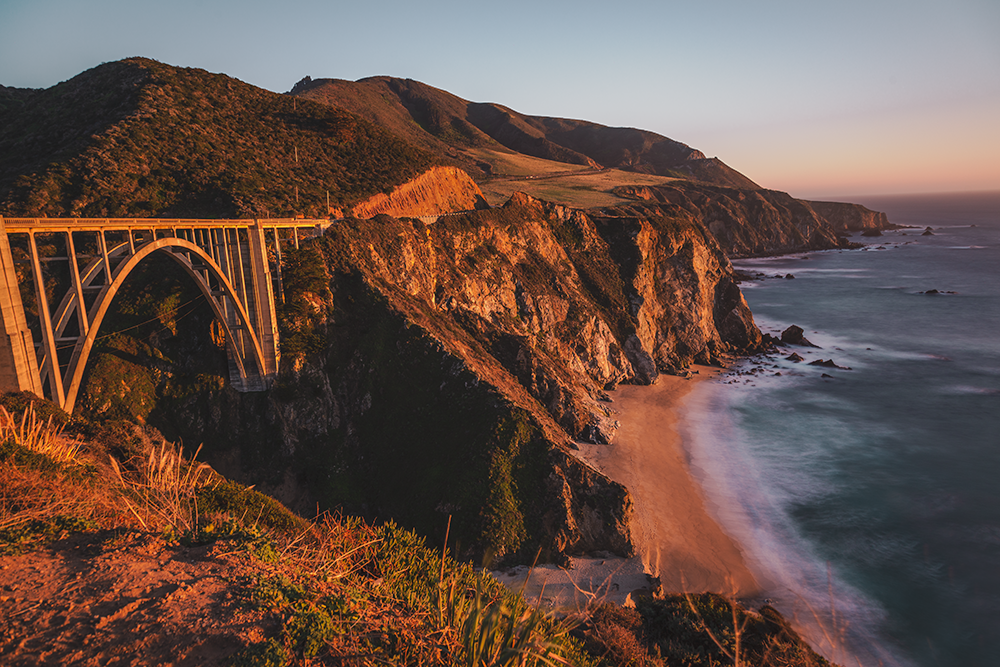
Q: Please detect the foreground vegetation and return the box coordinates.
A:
[0,392,837,666]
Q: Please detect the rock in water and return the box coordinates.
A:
[809,359,852,370]
[781,325,820,348]
[785,352,805,362]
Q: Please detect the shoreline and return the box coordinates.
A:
[494,366,761,610]
[584,367,760,596]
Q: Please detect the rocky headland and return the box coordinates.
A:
[610,181,889,256]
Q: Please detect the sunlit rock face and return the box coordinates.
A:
[93,189,762,566]
[349,166,488,219]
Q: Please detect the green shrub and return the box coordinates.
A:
[276,244,331,360]
[285,600,338,658]
[0,515,99,555]
[228,638,289,667]
[245,574,308,610]
[196,480,307,534]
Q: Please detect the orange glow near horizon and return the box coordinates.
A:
[690,97,1000,199]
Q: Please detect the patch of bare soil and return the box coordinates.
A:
[0,531,273,666]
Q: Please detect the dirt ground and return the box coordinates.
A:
[0,530,274,666]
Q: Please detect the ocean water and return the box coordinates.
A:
[682,191,1000,666]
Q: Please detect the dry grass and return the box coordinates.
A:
[274,512,383,584]
[0,464,115,532]
[0,404,80,464]
[0,403,123,537]
[478,166,679,209]
[465,149,595,179]
[109,440,212,532]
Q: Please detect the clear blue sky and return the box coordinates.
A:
[1,0,997,199]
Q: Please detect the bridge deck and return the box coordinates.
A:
[1,218,331,232]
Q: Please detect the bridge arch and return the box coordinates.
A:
[0,217,329,413]
[62,238,268,414]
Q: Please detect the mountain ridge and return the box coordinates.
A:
[288,73,890,251]
[289,75,760,189]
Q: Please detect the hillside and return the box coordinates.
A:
[290,75,892,252]
[289,76,759,189]
[0,396,836,666]
[0,59,436,218]
[69,193,762,568]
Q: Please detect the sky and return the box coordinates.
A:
[1,0,997,199]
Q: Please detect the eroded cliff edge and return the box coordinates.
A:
[79,192,761,566]
[347,165,489,219]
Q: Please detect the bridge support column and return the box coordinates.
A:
[0,218,43,396]
[243,221,279,389]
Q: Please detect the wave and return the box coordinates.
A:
[680,376,916,666]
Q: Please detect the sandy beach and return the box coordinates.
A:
[495,367,759,610]
[582,368,759,596]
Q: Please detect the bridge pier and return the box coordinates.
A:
[0,219,44,396]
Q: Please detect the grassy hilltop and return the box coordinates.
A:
[0,59,435,218]
[289,76,760,189]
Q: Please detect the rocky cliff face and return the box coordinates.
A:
[807,199,892,234]
[611,181,890,257]
[349,166,488,218]
[78,189,762,566]
[323,193,759,439]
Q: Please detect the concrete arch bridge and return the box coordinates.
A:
[0,217,330,413]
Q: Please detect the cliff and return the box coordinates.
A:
[349,165,488,218]
[74,191,761,565]
[609,181,892,257]
[325,192,759,437]
[807,199,892,234]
